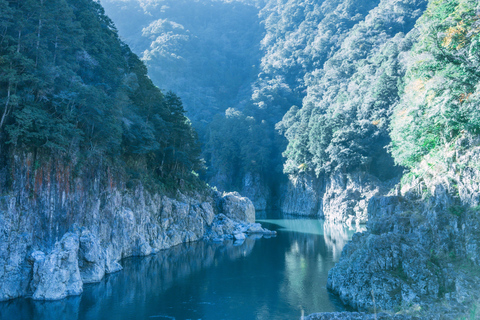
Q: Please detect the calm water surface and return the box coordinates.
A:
[0,215,357,320]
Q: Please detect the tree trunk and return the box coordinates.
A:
[0,82,11,129]
[53,35,58,65]
[17,29,21,53]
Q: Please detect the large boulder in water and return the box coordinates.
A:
[220,192,255,223]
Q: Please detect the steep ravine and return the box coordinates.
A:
[0,152,270,301]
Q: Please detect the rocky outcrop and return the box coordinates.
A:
[305,312,417,320]
[219,191,256,223]
[30,233,83,300]
[204,213,276,243]
[280,172,395,224]
[0,153,263,301]
[279,174,324,217]
[326,139,480,318]
[209,171,271,211]
[322,173,390,225]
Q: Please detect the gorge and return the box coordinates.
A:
[1,0,480,319]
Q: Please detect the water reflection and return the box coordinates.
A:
[0,218,354,320]
[322,220,363,261]
[258,219,357,262]
[259,219,356,315]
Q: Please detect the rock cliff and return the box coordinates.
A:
[325,137,480,318]
[0,153,262,301]
[280,172,395,224]
[239,172,270,211]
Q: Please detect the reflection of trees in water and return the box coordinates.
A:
[0,295,81,320]
[0,239,258,320]
[83,239,258,319]
[323,220,352,262]
[323,220,364,262]
[280,228,347,314]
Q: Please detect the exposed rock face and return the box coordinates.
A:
[204,213,276,242]
[280,172,394,223]
[327,141,480,318]
[240,172,270,211]
[30,233,83,300]
[0,153,260,301]
[209,171,270,211]
[279,174,324,217]
[322,173,389,224]
[78,230,106,284]
[219,191,256,223]
[305,312,417,320]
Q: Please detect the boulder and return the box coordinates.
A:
[31,233,83,300]
[220,192,255,223]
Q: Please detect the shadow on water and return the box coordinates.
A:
[0,212,355,320]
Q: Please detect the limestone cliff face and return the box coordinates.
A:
[279,172,394,224]
[0,153,256,301]
[327,137,480,318]
[279,174,324,217]
[239,172,270,211]
[208,171,270,211]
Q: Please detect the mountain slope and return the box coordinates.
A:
[0,0,259,302]
[102,0,429,214]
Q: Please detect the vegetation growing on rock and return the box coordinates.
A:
[0,0,204,191]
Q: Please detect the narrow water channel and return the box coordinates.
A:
[0,215,357,320]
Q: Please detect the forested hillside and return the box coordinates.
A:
[0,0,203,190]
[100,0,281,205]
[101,0,429,211]
[390,0,480,168]
[277,0,427,179]
[326,1,480,316]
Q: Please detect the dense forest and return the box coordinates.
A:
[391,0,480,168]
[101,0,433,208]
[3,0,479,204]
[0,0,204,191]
[100,0,276,195]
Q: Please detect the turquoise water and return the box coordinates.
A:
[0,217,356,320]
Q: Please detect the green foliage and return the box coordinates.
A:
[203,108,277,190]
[277,0,427,179]
[101,0,271,190]
[101,0,436,195]
[390,0,480,168]
[101,0,263,126]
[448,205,465,217]
[0,0,204,189]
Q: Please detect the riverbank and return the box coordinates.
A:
[0,152,272,301]
[0,218,352,319]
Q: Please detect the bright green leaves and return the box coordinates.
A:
[390,0,480,168]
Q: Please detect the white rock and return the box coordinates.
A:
[234,233,246,240]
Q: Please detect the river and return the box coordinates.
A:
[0,215,357,320]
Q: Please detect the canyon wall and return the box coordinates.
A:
[279,172,395,224]
[326,137,480,318]
[0,153,256,301]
